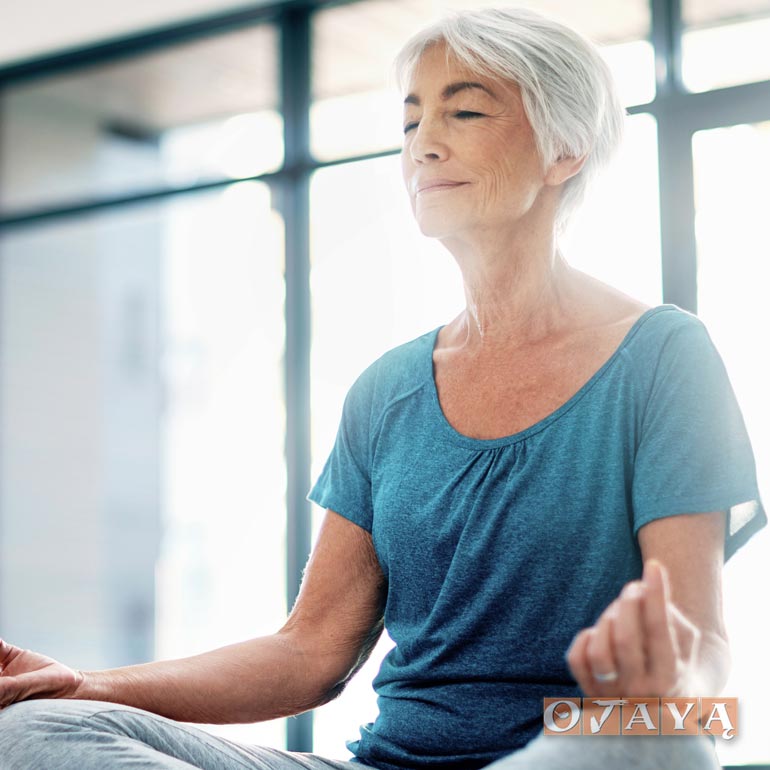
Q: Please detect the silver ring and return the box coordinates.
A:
[593,670,619,682]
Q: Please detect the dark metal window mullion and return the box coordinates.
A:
[651,0,699,313]
[279,3,314,755]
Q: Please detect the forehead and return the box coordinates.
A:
[404,42,520,105]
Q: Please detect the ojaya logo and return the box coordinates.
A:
[542,697,737,740]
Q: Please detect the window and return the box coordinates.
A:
[0,183,289,748]
[0,14,288,749]
[0,24,281,214]
[560,113,661,304]
[156,181,288,747]
[692,120,770,765]
[682,0,770,91]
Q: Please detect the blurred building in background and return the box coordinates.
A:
[0,0,768,765]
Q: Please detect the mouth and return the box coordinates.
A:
[417,183,468,195]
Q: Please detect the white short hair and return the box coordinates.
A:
[391,6,627,235]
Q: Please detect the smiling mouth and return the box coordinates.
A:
[418,183,467,194]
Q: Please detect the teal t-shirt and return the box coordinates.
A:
[306,303,766,770]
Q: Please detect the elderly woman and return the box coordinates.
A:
[0,6,766,770]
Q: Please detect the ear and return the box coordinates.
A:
[544,154,588,187]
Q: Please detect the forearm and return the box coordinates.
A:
[69,631,327,724]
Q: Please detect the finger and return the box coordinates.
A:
[612,581,646,689]
[566,628,594,694]
[586,603,620,690]
[0,668,53,708]
[641,559,678,689]
[0,674,22,708]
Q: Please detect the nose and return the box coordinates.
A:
[408,114,449,164]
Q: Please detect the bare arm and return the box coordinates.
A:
[635,509,730,695]
[567,510,729,697]
[4,510,387,724]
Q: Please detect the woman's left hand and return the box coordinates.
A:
[565,558,702,697]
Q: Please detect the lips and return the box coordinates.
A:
[416,181,468,194]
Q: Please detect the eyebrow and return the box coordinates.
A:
[403,81,500,106]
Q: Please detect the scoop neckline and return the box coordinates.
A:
[427,303,679,449]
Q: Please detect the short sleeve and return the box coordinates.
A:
[306,362,379,533]
[631,316,767,562]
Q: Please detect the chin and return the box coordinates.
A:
[414,213,465,239]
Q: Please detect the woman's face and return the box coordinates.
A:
[401,42,551,241]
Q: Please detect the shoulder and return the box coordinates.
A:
[625,303,714,357]
[616,304,728,409]
[625,305,738,418]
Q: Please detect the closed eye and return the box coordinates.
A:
[404,110,485,134]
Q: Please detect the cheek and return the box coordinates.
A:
[471,126,541,204]
[482,145,544,206]
[472,158,526,208]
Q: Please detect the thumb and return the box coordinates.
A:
[0,639,19,669]
[643,558,671,604]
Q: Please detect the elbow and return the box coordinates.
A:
[314,678,350,707]
[272,627,359,713]
[313,641,378,707]
[306,651,367,709]
[276,611,385,713]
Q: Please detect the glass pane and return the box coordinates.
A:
[0,24,281,214]
[311,0,653,162]
[682,4,770,92]
[560,113,662,305]
[0,182,288,749]
[683,0,770,26]
[692,121,770,767]
[308,110,660,754]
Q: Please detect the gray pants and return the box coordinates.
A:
[0,698,722,770]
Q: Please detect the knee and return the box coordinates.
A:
[0,698,112,747]
[0,700,74,764]
[1,697,84,731]
[0,698,67,733]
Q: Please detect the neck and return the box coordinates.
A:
[442,231,580,351]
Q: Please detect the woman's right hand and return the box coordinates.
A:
[0,638,84,709]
